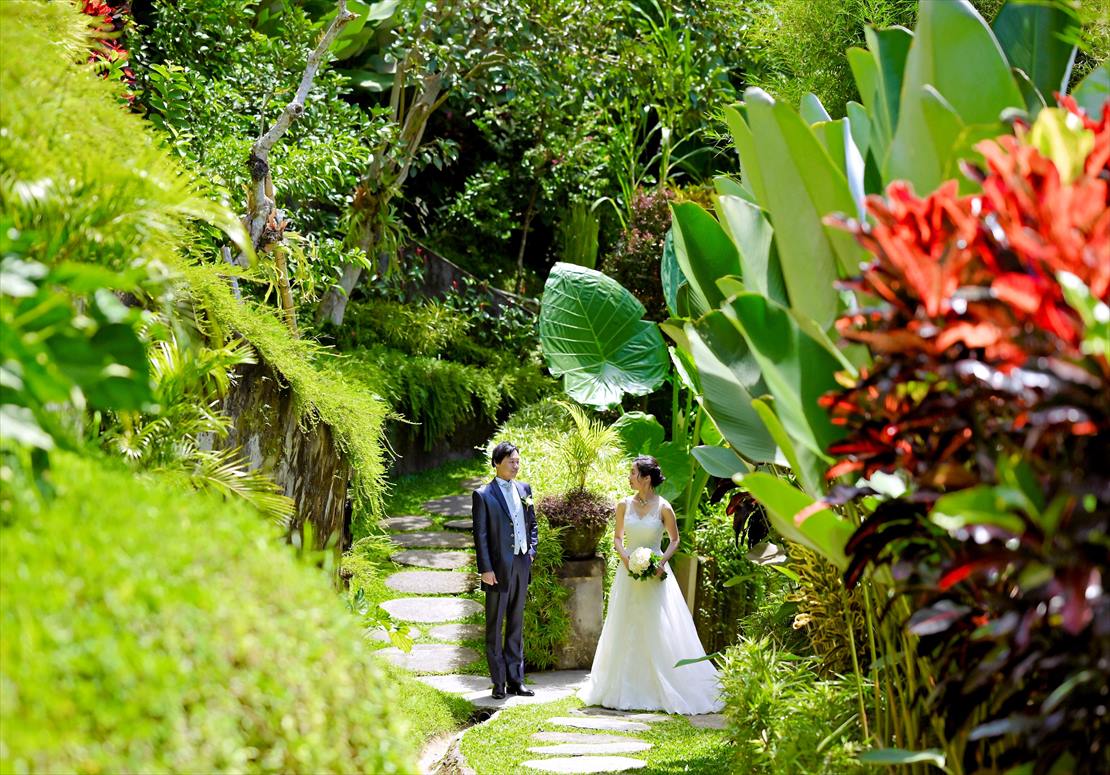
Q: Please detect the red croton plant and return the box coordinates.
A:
[821,99,1109,773]
[81,0,135,97]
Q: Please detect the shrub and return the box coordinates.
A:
[538,489,613,534]
[825,105,1110,772]
[0,453,415,773]
[599,188,675,321]
[719,637,866,775]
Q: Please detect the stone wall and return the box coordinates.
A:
[219,357,353,550]
[551,557,605,669]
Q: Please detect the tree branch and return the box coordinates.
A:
[244,0,357,253]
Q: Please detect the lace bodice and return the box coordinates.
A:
[622,496,666,553]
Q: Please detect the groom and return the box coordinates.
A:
[473,442,538,699]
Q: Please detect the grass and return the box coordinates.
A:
[460,696,733,775]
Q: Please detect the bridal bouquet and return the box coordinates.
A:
[627,547,667,581]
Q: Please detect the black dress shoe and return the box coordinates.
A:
[491,685,507,699]
[509,683,535,697]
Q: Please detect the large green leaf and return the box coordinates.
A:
[685,315,777,463]
[691,444,749,478]
[611,412,665,455]
[715,195,788,305]
[862,26,914,164]
[1071,62,1109,121]
[740,88,864,329]
[660,230,685,319]
[738,472,855,570]
[723,105,768,204]
[654,440,695,502]
[751,398,825,499]
[724,293,844,460]
[886,0,1023,191]
[992,0,1079,104]
[539,263,668,408]
[670,202,741,313]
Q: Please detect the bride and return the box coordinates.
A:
[578,455,723,715]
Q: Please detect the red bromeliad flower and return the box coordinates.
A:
[80,0,136,97]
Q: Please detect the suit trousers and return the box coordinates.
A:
[484,552,530,687]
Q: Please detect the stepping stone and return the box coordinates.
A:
[380,597,482,623]
[461,476,486,489]
[444,518,472,530]
[573,708,668,722]
[417,669,590,709]
[427,623,483,641]
[422,495,473,516]
[546,717,650,733]
[688,713,727,730]
[532,733,640,746]
[528,742,652,756]
[391,550,471,570]
[390,530,472,549]
[522,756,646,773]
[383,515,434,531]
[385,570,475,594]
[376,644,480,673]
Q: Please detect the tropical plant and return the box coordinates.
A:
[822,102,1109,773]
[599,188,676,321]
[538,2,1108,768]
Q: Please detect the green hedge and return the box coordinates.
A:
[0,453,416,773]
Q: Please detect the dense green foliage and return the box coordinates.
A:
[719,638,865,774]
[0,453,415,774]
[185,266,392,532]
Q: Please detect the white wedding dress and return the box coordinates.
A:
[578,496,724,714]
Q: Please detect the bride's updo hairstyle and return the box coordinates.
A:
[633,455,665,488]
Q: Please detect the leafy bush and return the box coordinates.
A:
[0,453,415,773]
[599,188,675,321]
[826,105,1110,772]
[339,298,473,357]
[538,490,613,534]
[719,638,866,775]
[338,345,554,450]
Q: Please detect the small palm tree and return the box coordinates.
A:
[557,401,618,493]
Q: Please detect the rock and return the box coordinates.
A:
[688,713,727,730]
[531,733,640,746]
[416,674,492,695]
[573,708,668,722]
[527,742,652,756]
[417,670,590,709]
[521,756,647,773]
[554,558,605,670]
[385,570,476,594]
[391,550,472,570]
[421,495,473,516]
[383,515,434,531]
[444,518,473,530]
[427,623,484,641]
[380,597,482,623]
[376,644,480,673]
[460,476,486,489]
[545,717,651,733]
[390,531,473,549]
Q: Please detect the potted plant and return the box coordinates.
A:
[537,403,616,559]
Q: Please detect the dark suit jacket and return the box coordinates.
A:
[473,478,538,592]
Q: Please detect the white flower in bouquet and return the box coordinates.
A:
[627,547,667,581]
[628,547,653,575]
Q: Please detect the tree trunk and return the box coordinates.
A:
[316,263,364,327]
